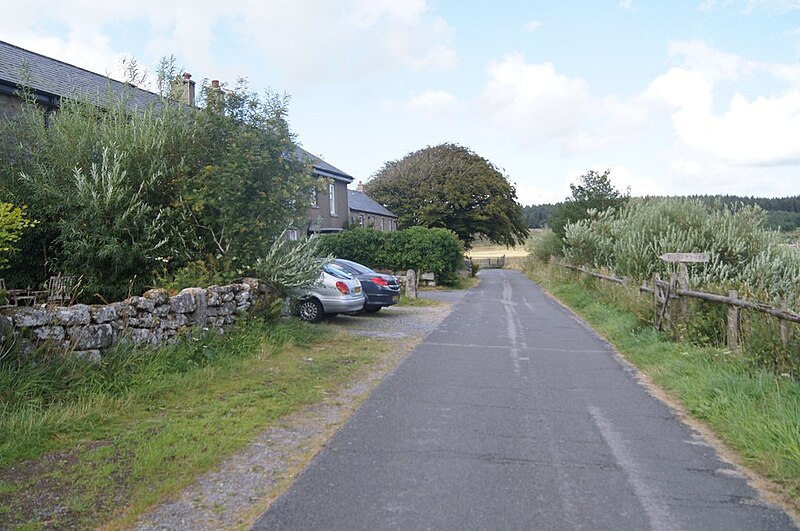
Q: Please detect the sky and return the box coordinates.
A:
[1,0,800,205]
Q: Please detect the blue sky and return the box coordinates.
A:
[2,0,799,204]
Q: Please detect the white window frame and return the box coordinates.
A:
[329,183,336,216]
[287,228,299,241]
[310,188,318,208]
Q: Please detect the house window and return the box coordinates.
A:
[287,228,299,241]
[310,189,318,208]
[329,183,336,216]
[380,218,385,230]
[358,214,364,226]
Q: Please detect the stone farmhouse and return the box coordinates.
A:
[0,39,395,237]
[349,183,398,231]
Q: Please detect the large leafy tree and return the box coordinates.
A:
[549,169,629,238]
[364,143,529,249]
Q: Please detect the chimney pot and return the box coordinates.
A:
[211,79,220,89]
[357,180,365,192]
[183,72,192,80]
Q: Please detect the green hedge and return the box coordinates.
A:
[317,226,463,276]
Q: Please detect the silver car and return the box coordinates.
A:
[295,262,365,323]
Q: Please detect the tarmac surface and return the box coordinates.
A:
[253,269,796,530]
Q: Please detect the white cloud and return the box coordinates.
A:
[480,54,591,142]
[646,40,800,167]
[619,0,634,9]
[0,0,457,89]
[699,0,800,12]
[479,53,648,151]
[407,90,459,117]
[523,20,543,32]
[667,40,754,82]
[231,0,456,85]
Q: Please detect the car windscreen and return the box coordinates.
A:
[323,263,354,279]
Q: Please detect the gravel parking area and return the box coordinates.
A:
[133,294,462,530]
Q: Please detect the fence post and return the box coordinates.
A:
[653,273,660,326]
[679,263,689,316]
[779,299,789,348]
[727,290,739,350]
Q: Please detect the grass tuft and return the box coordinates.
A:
[0,317,389,528]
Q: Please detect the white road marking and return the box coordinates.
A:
[588,405,679,531]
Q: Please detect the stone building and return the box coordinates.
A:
[348,184,398,231]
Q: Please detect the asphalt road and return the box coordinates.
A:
[254,269,796,530]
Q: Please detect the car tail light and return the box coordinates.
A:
[335,281,350,295]
[371,277,389,287]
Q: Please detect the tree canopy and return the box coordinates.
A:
[549,169,629,238]
[364,143,529,249]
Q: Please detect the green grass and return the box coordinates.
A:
[0,318,391,528]
[397,296,442,307]
[526,260,800,514]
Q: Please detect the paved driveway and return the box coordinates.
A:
[254,269,796,530]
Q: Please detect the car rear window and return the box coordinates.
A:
[323,263,354,279]
[337,260,374,275]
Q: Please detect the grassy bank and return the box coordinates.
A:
[0,318,392,529]
[525,260,800,515]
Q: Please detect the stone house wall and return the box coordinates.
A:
[0,279,269,361]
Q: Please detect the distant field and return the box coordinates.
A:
[468,246,529,258]
[467,236,531,258]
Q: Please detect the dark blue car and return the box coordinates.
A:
[332,259,401,313]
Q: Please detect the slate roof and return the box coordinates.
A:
[0,39,162,110]
[293,146,354,184]
[348,190,397,218]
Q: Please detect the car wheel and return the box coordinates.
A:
[297,298,324,323]
[364,307,381,313]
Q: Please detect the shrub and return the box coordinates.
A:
[385,226,463,276]
[527,228,564,262]
[319,226,464,277]
[253,231,331,298]
[315,227,386,269]
[0,202,35,269]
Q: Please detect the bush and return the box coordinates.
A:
[0,202,35,269]
[0,75,313,302]
[253,232,330,298]
[527,228,563,262]
[319,226,464,277]
[315,227,386,269]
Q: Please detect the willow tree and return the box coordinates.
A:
[364,143,529,249]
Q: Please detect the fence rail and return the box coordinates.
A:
[557,261,798,348]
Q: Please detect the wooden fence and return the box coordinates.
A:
[471,256,506,269]
[559,263,799,349]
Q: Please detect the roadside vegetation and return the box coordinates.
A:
[525,259,800,514]
[0,60,317,302]
[525,177,800,513]
[0,318,394,528]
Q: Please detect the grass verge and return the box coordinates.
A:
[0,318,392,529]
[526,260,800,517]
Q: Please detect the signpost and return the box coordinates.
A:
[659,253,710,263]
[660,252,710,316]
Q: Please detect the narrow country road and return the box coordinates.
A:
[253,269,796,530]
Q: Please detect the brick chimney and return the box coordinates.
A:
[182,72,196,106]
[208,79,224,109]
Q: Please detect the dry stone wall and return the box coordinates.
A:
[0,279,266,361]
